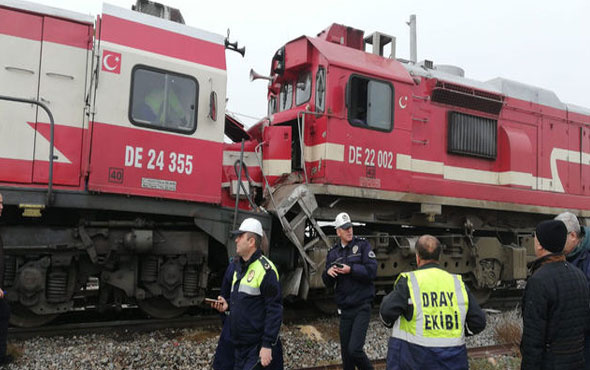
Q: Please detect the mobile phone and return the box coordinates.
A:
[205,298,220,303]
[333,263,344,268]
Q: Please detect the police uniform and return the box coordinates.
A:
[225,249,283,370]
[380,264,486,370]
[322,236,377,370]
[213,262,235,370]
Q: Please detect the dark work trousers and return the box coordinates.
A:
[213,318,234,370]
[584,333,590,370]
[233,338,283,370]
[0,299,9,362]
[339,303,373,370]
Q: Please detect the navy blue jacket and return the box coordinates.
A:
[225,249,282,348]
[566,246,590,370]
[213,262,235,370]
[569,249,590,284]
[321,236,377,309]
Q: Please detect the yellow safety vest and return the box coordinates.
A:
[232,256,279,296]
[145,88,184,124]
[391,268,468,347]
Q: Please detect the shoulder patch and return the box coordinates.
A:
[258,256,272,270]
[368,251,376,258]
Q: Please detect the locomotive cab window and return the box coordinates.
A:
[295,71,312,106]
[315,67,326,113]
[347,75,393,131]
[268,95,277,116]
[279,81,293,111]
[130,66,198,134]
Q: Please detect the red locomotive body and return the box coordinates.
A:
[0,0,264,326]
[1,0,588,327]
[254,23,590,301]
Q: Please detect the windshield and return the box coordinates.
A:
[295,71,312,106]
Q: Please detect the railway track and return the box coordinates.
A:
[483,288,523,311]
[295,344,517,370]
[8,315,222,340]
[8,305,331,340]
[7,288,523,340]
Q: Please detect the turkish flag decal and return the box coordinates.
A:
[102,50,121,74]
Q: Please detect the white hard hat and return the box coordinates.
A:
[334,212,353,229]
[231,218,264,237]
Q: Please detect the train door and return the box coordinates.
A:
[338,75,396,189]
[0,4,92,187]
[32,16,92,186]
[0,7,42,184]
[88,4,227,204]
[539,117,569,193]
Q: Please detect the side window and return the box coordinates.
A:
[295,71,312,106]
[268,96,277,116]
[315,67,326,113]
[130,66,198,134]
[348,75,393,131]
[279,82,293,111]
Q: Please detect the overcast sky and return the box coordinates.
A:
[30,0,590,126]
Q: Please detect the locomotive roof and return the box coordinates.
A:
[308,37,414,85]
[103,3,225,46]
[403,61,590,116]
[307,32,588,116]
[0,0,93,24]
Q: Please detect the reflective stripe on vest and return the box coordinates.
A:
[391,269,468,347]
[232,256,279,296]
[145,88,183,124]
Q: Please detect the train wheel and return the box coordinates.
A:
[9,304,58,327]
[137,298,187,319]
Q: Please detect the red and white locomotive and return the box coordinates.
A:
[250,23,590,303]
[0,0,588,326]
[0,0,261,326]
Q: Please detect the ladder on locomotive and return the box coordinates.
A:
[273,185,331,297]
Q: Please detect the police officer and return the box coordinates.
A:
[211,218,283,369]
[379,235,486,370]
[322,212,377,370]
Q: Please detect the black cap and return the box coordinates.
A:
[536,220,567,253]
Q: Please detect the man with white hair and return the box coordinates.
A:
[555,212,590,267]
[555,211,590,369]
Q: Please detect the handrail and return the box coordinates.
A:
[232,139,245,230]
[0,96,55,206]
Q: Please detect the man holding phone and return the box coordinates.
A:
[322,212,377,370]
[210,218,283,369]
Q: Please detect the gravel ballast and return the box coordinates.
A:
[4,310,520,369]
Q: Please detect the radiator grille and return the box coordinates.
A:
[447,112,497,160]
